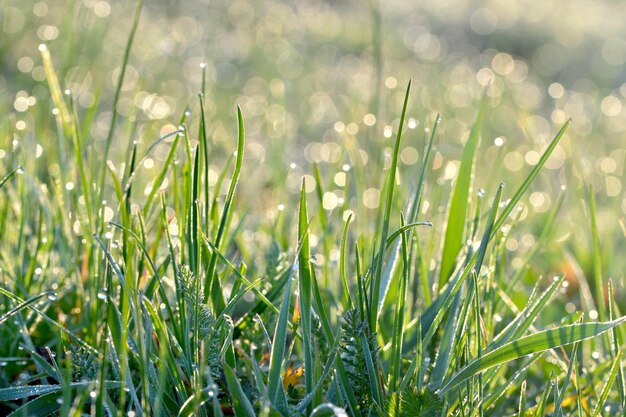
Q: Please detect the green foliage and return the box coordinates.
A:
[1,1,626,416]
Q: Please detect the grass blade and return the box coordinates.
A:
[438,98,484,288]
[224,363,256,417]
[591,351,622,417]
[441,317,626,392]
[371,79,411,326]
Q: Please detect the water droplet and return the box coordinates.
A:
[89,390,97,399]
[47,292,58,301]
[97,288,108,300]
[111,240,119,248]
[184,111,191,117]
[16,166,24,174]
[477,188,485,198]
[56,398,64,405]
[200,62,206,69]
[0,361,7,366]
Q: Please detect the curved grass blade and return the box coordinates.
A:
[6,392,62,417]
[0,166,23,189]
[0,288,96,354]
[0,291,55,326]
[440,317,626,393]
[0,381,121,401]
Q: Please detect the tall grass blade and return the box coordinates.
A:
[438,98,484,289]
[371,79,411,326]
[591,351,622,417]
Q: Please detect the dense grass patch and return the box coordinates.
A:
[2,1,626,416]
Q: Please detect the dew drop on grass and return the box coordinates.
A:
[16,166,25,174]
[127,411,136,417]
[89,390,97,399]
[56,398,63,405]
[97,288,108,300]
[0,362,7,367]
[111,240,119,248]
[47,292,58,301]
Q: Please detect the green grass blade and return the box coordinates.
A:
[6,392,62,417]
[553,342,579,417]
[339,214,354,310]
[389,213,409,404]
[491,119,570,236]
[441,317,626,393]
[224,363,257,417]
[0,166,23,189]
[438,98,484,289]
[0,291,55,326]
[97,0,144,215]
[297,181,315,412]
[267,257,294,404]
[205,106,245,309]
[517,380,527,417]
[371,79,411,325]
[0,381,121,401]
[591,351,621,417]
[589,186,606,323]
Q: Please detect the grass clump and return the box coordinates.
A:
[2,3,626,417]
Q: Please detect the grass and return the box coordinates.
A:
[2,1,626,416]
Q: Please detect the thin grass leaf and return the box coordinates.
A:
[0,381,121,401]
[205,106,245,310]
[589,186,607,324]
[371,79,411,326]
[591,351,622,417]
[267,256,295,404]
[0,166,23,189]
[491,120,570,236]
[97,0,144,213]
[553,342,579,417]
[297,181,316,412]
[6,392,62,417]
[441,317,626,393]
[0,291,55,326]
[224,363,257,417]
[438,98,484,289]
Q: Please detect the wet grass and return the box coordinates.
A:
[1,1,626,416]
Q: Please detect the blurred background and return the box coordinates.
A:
[2,0,626,311]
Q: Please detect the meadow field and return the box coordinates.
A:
[2,0,626,415]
